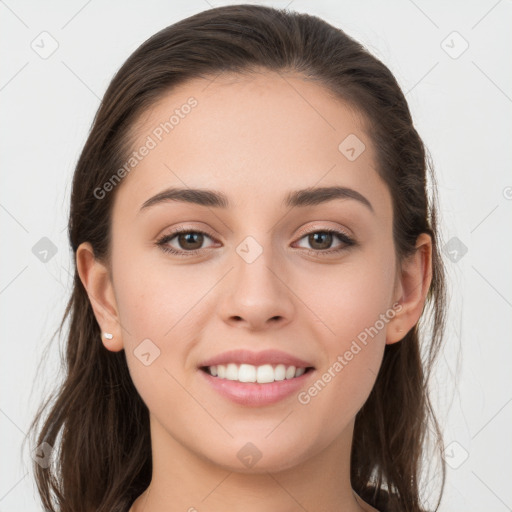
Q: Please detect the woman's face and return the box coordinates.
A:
[95,71,406,472]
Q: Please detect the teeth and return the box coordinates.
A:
[257,364,274,384]
[274,364,286,381]
[226,363,238,380]
[239,363,256,382]
[206,363,308,383]
[285,365,296,379]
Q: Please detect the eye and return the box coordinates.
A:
[293,229,355,256]
[156,229,217,256]
[156,227,355,257]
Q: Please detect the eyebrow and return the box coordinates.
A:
[139,185,374,213]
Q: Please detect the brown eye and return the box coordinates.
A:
[156,229,217,256]
[294,229,355,256]
[176,232,204,250]
[307,232,334,250]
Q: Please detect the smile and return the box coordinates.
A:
[198,348,316,406]
[201,363,313,383]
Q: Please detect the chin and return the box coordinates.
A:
[196,434,315,474]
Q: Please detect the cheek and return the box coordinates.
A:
[111,242,206,342]
[297,249,395,418]
[306,247,396,346]
[112,254,200,422]
[110,245,213,397]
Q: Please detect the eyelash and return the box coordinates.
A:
[155,227,355,257]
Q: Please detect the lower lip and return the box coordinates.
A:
[199,368,315,407]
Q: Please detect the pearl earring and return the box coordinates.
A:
[103,332,113,340]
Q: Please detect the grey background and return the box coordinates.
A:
[1,0,511,510]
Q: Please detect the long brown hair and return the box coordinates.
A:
[26,5,447,511]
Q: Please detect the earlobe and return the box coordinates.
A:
[386,233,433,345]
[76,242,124,352]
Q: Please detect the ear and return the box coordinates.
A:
[76,242,124,352]
[386,233,433,345]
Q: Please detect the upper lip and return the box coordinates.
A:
[199,349,314,369]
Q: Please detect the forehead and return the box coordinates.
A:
[114,70,392,222]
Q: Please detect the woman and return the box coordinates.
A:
[28,5,447,512]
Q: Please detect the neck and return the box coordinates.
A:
[130,415,378,512]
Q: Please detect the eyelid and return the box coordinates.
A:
[157,221,352,243]
[155,226,219,249]
[294,221,353,240]
[156,224,218,241]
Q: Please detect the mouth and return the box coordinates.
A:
[199,364,315,407]
[197,348,316,406]
[200,363,315,383]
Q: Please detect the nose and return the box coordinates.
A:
[218,239,295,331]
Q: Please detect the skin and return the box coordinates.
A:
[77,69,432,512]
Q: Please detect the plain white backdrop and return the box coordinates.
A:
[1,0,511,510]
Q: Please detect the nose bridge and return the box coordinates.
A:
[232,231,280,293]
[228,204,280,268]
[218,229,294,328]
